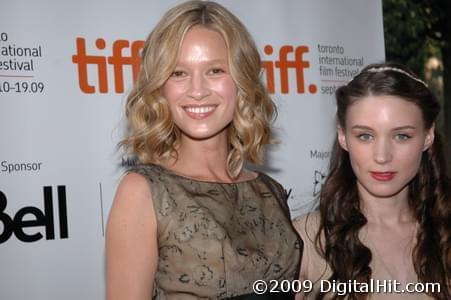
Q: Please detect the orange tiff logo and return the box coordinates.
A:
[72,37,316,94]
[262,45,316,94]
[72,37,144,93]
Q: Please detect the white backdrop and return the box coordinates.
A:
[0,1,384,299]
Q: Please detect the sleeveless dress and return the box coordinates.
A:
[294,211,433,300]
[129,164,302,299]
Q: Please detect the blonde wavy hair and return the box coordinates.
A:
[121,0,276,178]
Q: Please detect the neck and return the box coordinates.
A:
[358,183,414,226]
[165,132,235,182]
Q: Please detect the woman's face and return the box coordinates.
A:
[162,25,237,141]
[338,95,434,199]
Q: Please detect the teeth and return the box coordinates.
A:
[184,106,216,114]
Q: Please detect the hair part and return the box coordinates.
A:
[120,0,276,177]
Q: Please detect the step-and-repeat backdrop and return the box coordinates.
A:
[0,0,384,299]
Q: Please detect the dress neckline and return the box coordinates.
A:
[151,163,261,185]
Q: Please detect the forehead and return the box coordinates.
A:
[178,25,228,60]
[346,95,424,127]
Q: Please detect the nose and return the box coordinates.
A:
[373,138,393,164]
[188,73,211,100]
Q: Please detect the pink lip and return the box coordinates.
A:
[370,172,396,181]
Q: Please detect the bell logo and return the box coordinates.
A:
[72,37,144,94]
[262,45,317,94]
[0,186,69,243]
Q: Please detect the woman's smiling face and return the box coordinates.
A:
[162,25,237,142]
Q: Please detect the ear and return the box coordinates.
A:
[423,124,435,151]
[337,126,349,151]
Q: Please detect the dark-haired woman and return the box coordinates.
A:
[294,63,450,299]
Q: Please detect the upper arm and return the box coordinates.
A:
[106,172,158,300]
[294,212,328,299]
[293,217,309,279]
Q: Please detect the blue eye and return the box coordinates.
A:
[357,133,373,142]
[395,133,411,141]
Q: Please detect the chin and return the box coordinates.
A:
[180,124,230,141]
[368,190,403,199]
[363,184,408,199]
[182,129,223,141]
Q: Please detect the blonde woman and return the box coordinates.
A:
[106,1,301,299]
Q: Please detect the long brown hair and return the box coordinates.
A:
[316,62,450,299]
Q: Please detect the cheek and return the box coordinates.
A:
[346,142,370,171]
[212,78,237,103]
[349,153,367,176]
[398,145,424,174]
[162,81,185,104]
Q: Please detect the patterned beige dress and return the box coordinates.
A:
[129,164,302,299]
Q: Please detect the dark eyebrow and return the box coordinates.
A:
[392,125,417,131]
[350,125,417,131]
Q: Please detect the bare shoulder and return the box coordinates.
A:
[106,171,156,240]
[114,172,152,203]
[293,210,320,227]
[106,172,157,235]
[293,210,325,284]
[293,210,321,240]
[106,172,158,299]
